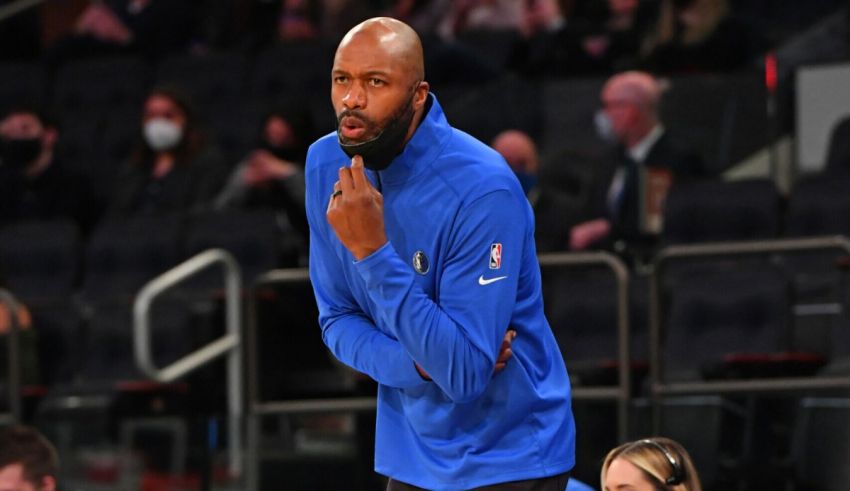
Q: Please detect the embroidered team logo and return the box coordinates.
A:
[412,250,430,275]
[489,243,502,269]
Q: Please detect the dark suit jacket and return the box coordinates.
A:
[107,146,229,218]
[585,131,705,244]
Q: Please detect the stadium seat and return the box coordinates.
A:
[82,214,186,300]
[0,219,81,302]
[663,178,781,245]
[155,52,248,113]
[0,61,46,113]
[52,56,151,122]
[664,268,793,381]
[183,209,286,290]
[790,397,850,490]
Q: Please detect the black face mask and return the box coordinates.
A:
[337,90,417,171]
[0,137,41,170]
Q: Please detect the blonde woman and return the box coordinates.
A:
[601,437,702,491]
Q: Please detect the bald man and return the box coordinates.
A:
[570,71,703,252]
[305,17,575,490]
[491,129,540,200]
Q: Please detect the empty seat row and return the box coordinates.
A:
[663,174,850,245]
[0,209,296,304]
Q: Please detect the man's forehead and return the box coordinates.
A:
[333,43,405,77]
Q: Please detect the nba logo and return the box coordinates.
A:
[489,243,502,269]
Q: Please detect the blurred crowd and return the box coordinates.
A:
[1,0,774,76]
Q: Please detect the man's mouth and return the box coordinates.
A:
[339,116,367,140]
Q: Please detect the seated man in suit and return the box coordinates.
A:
[570,71,704,259]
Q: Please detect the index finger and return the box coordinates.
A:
[350,155,370,189]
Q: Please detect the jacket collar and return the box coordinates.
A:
[373,93,451,187]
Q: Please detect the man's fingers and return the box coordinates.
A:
[327,181,342,211]
[496,347,513,363]
[350,155,370,189]
[338,165,354,192]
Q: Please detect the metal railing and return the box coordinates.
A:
[538,251,631,442]
[0,289,22,424]
[244,267,374,491]
[133,249,243,477]
[244,251,631,489]
[650,236,850,411]
[0,0,44,23]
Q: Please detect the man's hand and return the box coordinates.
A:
[415,330,518,381]
[569,218,611,250]
[326,155,387,260]
[243,150,298,186]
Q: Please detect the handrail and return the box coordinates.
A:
[650,236,850,413]
[133,248,243,477]
[246,252,630,438]
[538,251,631,442]
[0,289,21,423]
[0,0,44,22]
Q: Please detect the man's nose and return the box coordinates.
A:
[342,82,366,109]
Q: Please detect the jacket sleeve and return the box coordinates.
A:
[306,166,428,389]
[354,189,525,403]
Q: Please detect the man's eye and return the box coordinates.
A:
[369,78,385,87]
[334,76,348,84]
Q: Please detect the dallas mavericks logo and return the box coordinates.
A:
[412,250,430,275]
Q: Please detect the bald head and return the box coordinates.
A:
[603,71,662,113]
[337,17,425,84]
[492,130,538,174]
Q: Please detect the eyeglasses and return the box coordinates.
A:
[635,439,685,486]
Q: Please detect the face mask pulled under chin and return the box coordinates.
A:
[337,97,416,171]
[594,110,617,143]
[0,137,42,170]
[144,118,184,152]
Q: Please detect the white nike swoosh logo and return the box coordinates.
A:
[478,275,508,286]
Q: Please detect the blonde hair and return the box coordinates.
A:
[601,437,702,491]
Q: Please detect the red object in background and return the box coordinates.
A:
[765,52,778,94]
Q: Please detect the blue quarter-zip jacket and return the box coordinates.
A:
[305,94,575,490]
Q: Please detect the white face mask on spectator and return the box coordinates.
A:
[144,118,183,151]
[594,110,617,143]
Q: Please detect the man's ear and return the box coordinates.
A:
[413,81,430,110]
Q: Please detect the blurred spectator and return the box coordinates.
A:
[569,71,703,256]
[0,425,58,491]
[437,0,526,39]
[386,0,453,35]
[280,0,323,41]
[106,86,228,218]
[643,0,767,74]
[520,0,660,76]
[48,0,197,63]
[0,106,98,233]
[215,107,311,242]
[491,129,540,202]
